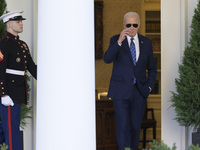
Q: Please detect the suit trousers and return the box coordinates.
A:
[113,85,146,150]
[0,102,21,150]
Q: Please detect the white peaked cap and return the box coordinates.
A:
[0,10,25,23]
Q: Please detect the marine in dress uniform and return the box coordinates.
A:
[0,10,37,150]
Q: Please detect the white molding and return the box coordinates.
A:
[161,0,183,149]
[33,1,38,150]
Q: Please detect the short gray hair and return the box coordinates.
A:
[123,12,140,24]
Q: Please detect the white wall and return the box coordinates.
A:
[161,0,198,149]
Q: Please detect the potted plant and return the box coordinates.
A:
[149,140,200,150]
[0,0,6,39]
[170,0,200,146]
[20,75,32,129]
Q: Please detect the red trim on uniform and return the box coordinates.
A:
[0,35,7,42]
[0,50,4,61]
[8,106,13,150]
[22,43,27,48]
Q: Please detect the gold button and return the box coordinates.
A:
[12,80,14,82]
[15,37,17,40]
[2,87,4,89]
[1,82,3,84]
[25,48,28,50]
[18,42,20,44]
[21,46,23,48]
[2,92,4,94]
[25,61,27,63]
[24,55,26,58]
[23,50,25,53]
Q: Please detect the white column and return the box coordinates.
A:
[36,0,95,150]
[161,0,182,148]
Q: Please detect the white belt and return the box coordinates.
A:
[6,69,25,76]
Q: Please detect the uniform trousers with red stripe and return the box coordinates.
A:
[0,102,21,150]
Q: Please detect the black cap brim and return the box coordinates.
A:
[9,16,26,21]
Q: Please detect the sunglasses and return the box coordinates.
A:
[126,24,138,28]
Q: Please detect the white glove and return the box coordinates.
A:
[1,96,14,106]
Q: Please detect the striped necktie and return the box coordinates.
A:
[130,38,136,84]
[130,38,136,66]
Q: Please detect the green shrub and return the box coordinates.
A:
[149,140,200,150]
[149,140,176,150]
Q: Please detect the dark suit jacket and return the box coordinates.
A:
[104,33,157,99]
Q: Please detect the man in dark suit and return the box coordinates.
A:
[104,12,157,150]
[0,10,37,150]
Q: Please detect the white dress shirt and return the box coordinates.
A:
[127,33,140,62]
